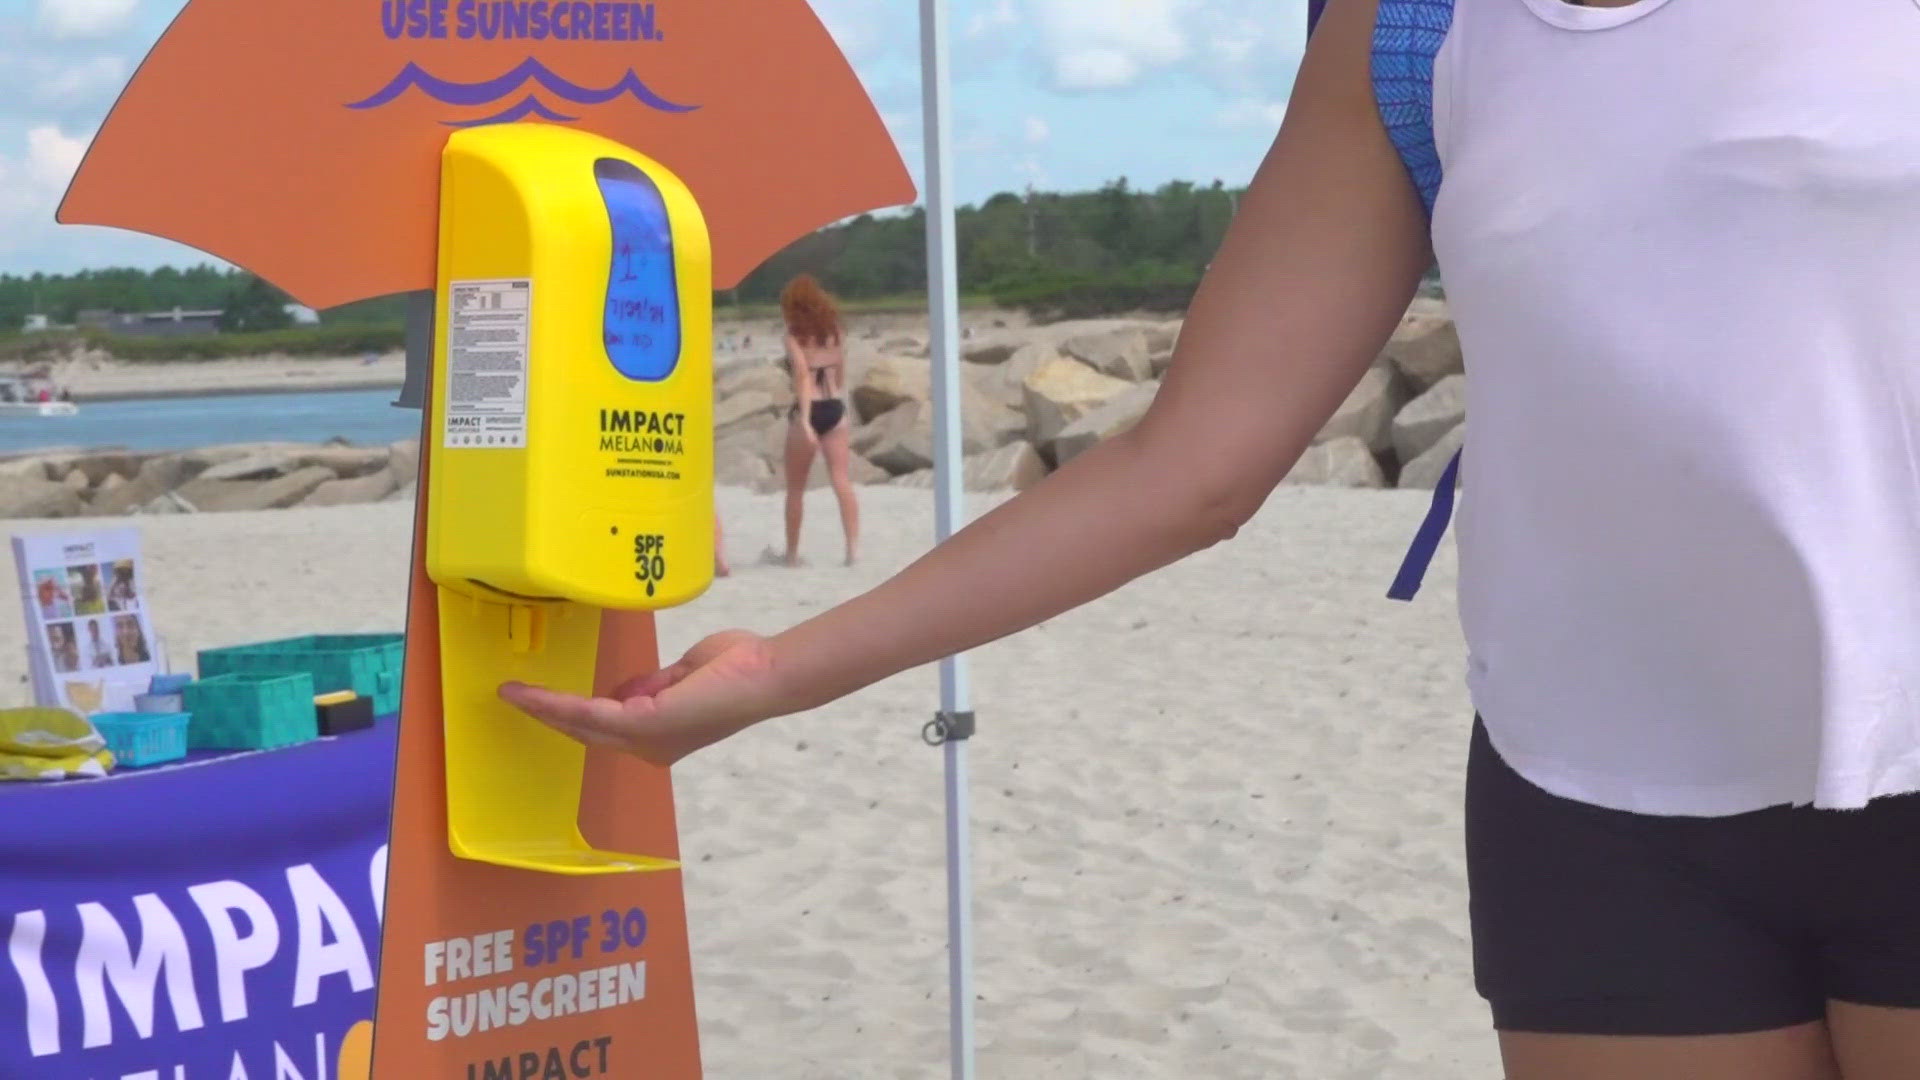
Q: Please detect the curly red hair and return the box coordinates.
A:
[779,274,842,346]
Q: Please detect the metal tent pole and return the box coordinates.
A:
[916,0,975,1076]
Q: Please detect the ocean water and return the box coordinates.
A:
[0,389,422,456]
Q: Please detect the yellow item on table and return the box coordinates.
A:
[314,690,357,706]
[0,706,114,780]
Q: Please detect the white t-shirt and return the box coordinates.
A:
[1424,0,1920,813]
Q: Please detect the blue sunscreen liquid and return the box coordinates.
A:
[595,158,680,381]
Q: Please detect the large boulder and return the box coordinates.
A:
[852,401,933,475]
[851,390,1025,476]
[1316,366,1404,454]
[851,355,928,422]
[137,491,195,515]
[998,342,1058,399]
[386,438,421,488]
[0,457,50,482]
[175,465,336,513]
[0,477,86,518]
[1283,437,1387,488]
[714,388,785,435]
[962,360,1027,411]
[1050,381,1159,466]
[40,450,148,488]
[962,331,1026,366]
[176,442,306,474]
[715,362,793,403]
[296,445,390,479]
[715,442,775,487]
[851,355,1024,419]
[199,451,301,482]
[890,441,1048,493]
[1379,319,1462,391]
[1061,327,1154,382]
[1021,357,1132,448]
[716,410,787,461]
[1144,321,1181,357]
[1391,374,1466,465]
[304,470,399,507]
[967,392,1030,452]
[89,455,203,516]
[1398,423,1464,491]
[0,446,87,464]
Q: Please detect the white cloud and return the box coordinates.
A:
[0,119,209,274]
[1023,116,1050,145]
[955,123,999,158]
[36,0,140,40]
[35,56,128,109]
[0,54,132,122]
[26,125,89,190]
[1052,50,1144,91]
[1190,3,1308,94]
[967,0,1018,38]
[0,125,93,258]
[807,0,900,64]
[1027,0,1306,93]
[1033,0,1189,90]
[1216,97,1287,131]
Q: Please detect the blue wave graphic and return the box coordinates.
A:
[442,95,578,127]
[346,58,698,113]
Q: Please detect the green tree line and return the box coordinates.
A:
[0,178,1255,339]
[0,266,413,332]
[732,178,1245,317]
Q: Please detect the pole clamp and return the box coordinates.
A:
[922,710,975,746]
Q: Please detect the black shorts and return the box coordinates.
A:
[1465,717,1920,1036]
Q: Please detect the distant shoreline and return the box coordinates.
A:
[69,378,407,405]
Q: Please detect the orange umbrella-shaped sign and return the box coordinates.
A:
[58,0,916,307]
[55,7,915,1077]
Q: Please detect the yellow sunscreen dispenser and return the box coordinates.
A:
[426,123,714,875]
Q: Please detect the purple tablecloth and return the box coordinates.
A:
[0,719,397,1078]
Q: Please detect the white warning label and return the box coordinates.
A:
[444,279,531,449]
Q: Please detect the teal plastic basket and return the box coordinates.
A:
[182,672,318,750]
[198,634,403,715]
[91,712,190,768]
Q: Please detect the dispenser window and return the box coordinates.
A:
[595,158,681,382]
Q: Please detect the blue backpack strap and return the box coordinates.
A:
[1371,0,1453,216]
[1371,0,1460,600]
[1386,446,1460,600]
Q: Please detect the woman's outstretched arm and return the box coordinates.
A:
[501,0,1434,760]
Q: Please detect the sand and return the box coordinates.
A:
[0,484,1491,1078]
[39,352,410,401]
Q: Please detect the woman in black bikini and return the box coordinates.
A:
[779,274,859,567]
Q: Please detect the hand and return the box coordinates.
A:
[498,629,783,767]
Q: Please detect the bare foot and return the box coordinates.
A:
[759,547,806,569]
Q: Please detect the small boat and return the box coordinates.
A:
[0,399,78,417]
[0,375,77,417]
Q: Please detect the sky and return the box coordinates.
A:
[0,0,1308,277]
